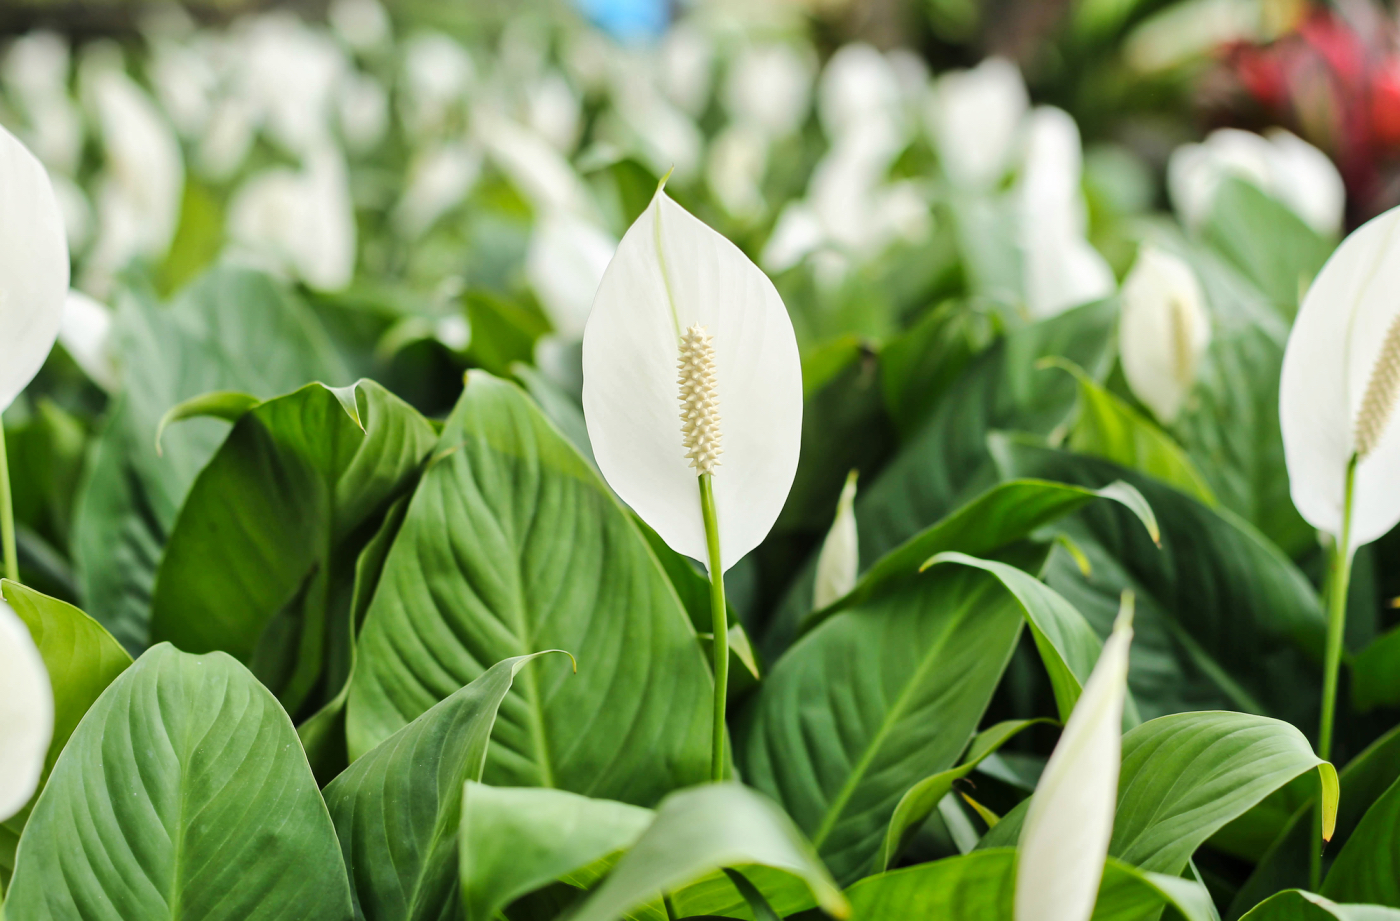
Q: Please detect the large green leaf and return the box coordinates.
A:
[345,372,713,803]
[570,784,849,921]
[0,580,132,888]
[458,784,653,921]
[1240,890,1400,921]
[72,267,349,650]
[324,653,568,921]
[991,436,1325,724]
[1322,773,1400,906]
[879,299,995,441]
[738,563,1026,884]
[6,643,353,920]
[150,380,436,718]
[843,848,1214,921]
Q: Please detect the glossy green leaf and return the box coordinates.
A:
[1351,625,1400,712]
[153,390,260,453]
[458,784,652,921]
[879,300,996,440]
[346,372,713,803]
[570,783,849,921]
[151,380,436,718]
[1322,772,1400,906]
[1240,890,1400,921]
[6,644,353,921]
[739,563,1026,883]
[325,652,569,921]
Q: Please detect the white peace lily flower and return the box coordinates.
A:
[761,201,824,274]
[393,140,483,238]
[1120,246,1211,425]
[337,70,390,153]
[196,94,257,182]
[926,56,1028,189]
[401,32,475,138]
[1281,206,1400,546]
[228,145,356,291]
[1015,605,1134,921]
[526,211,617,339]
[2,30,70,100]
[582,188,802,572]
[723,43,814,139]
[50,174,93,254]
[328,0,392,52]
[59,290,120,393]
[886,48,931,103]
[808,119,905,253]
[0,125,70,414]
[3,32,83,176]
[238,13,347,157]
[148,40,216,138]
[659,22,714,117]
[0,598,54,823]
[526,70,583,154]
[607,84,704,184]
[813,471,859,610]
[707,124,770,220]
[478,110,597,219]
[1263,128,1346,237]
[1018,107,1115,318]
[817,43,903,140]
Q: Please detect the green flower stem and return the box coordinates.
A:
[0,419,17,583]
[1311,454,1358,889]
[698,473,728,783]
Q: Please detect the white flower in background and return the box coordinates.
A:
[723,43,814,139]
[761,202,824,274]
[817,43,904,140]
[1281,205,1400,546]
[393,140,483,238]
[813,471,859,610]
[228,145,356,291]
[0,599,54,823]
[583,188,802,571]
[1018,106,1115,317]
[886,48,931,104]
[147,39,216,138]
[81,65,184,297]
[526,70,583,154]
[328,0,392,52]
[337,70,390,152]
[1,31,84,177]
[707,123,769,219]
[0,125,70,414]
[2,29,69,100]
[59,290,120,393]
[809,120,905,244]
[605,79,704,183]
[659,22,714,117]
[927,57,1028,189]
[1015,604,1134,921]
[526,210,617,339]
[1125,0,1276,73]
[1168,127,1345,235]
[49,174,93,254]
[478,110,598,219]
[1120,246,1211,425]
[237,13,348,157]
[401,32,475,137]
[196,94,257,182]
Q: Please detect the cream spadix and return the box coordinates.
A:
[0,596,54,822]
[582,188,802,572]
[1280,206,1400,546]
[1015,601,1134,921]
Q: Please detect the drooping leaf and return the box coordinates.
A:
[346,372,713,804]
[5,644,354,921]
[1239,890,1400,921]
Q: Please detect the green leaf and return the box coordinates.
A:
[458,783,653,921]
[0,581,132,888]
[879,719,1048,871]
[1350,624,1400,712]
[1322,772,1400,906]
[463,290,550,376]
[569,784,849,921]
[153,390,261,454]
[6,643,353,921]
[1240,890,1400,921]
[324,652,569,921]
[738,562,1026,884]
[879,300,995,439]
[990,436,1326,725]
[151,380,436,719]
[72,267,349,650]
[346,372,713,803]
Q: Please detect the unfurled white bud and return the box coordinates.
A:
[1119,246,1211,425]
[813,470,859,610]
[678,325,723,475]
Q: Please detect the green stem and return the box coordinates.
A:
[1312,454,1358,890]
[0,419,17,583]
[698,474,728,783]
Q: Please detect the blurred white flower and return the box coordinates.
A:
[2,30,69,100]
[886,48,931,104]
[659,22,714,117]
[0,598,54,824]
[59,289,120,393]
[148,40,216,138]
[813,470,858,610]
[707,123,769,219]
[1018,107,1115,317]
[196,94,257,182]
[817,43,904,140]
[761,202,824,274]
[228,145,356,291]
[605,78,704,183]
[238,13,348,157]
[927,57,1028,189]
[1120,246,1211,425]
[401,32,475,137]
[526,211,617,339]
[2,31,83,176]
[49,174,93,255]
[525,70,583,154]
[809,119,919,257]
[478,110,597,219]
[722,43,813,139]
[1168,127,1345,235]
[329,0,392,52]
[393,140,482,238]
[338,70,390,152]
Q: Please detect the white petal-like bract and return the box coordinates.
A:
[527,211,617,339]
[1281,206,1400,545]
[583,190,802,571]
[813,471,859,610]
[1015,605,1134,921]
[0,124,70,413]
[59,289,120,393]
[0,597,54,823]
[1120,246,1211,425]
[927,57,1028,189]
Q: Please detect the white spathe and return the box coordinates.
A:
[813,471,859,610]
[0,596,54,823]
[1280,206,1400,546]
[527,211,617,340]
[1120,246,1211,425]
[583,190,802,572]
[401,32,475,138]
[393,140,483,238]
[1015,606,1134,921]
[817,43,903,140]
[59,289,120,393]
[0,125,70,414]
[237,12,348,157]
[927,56,1028,189]
[723,43,813,139]
[477,110,597,220]
[337,70,390,153]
